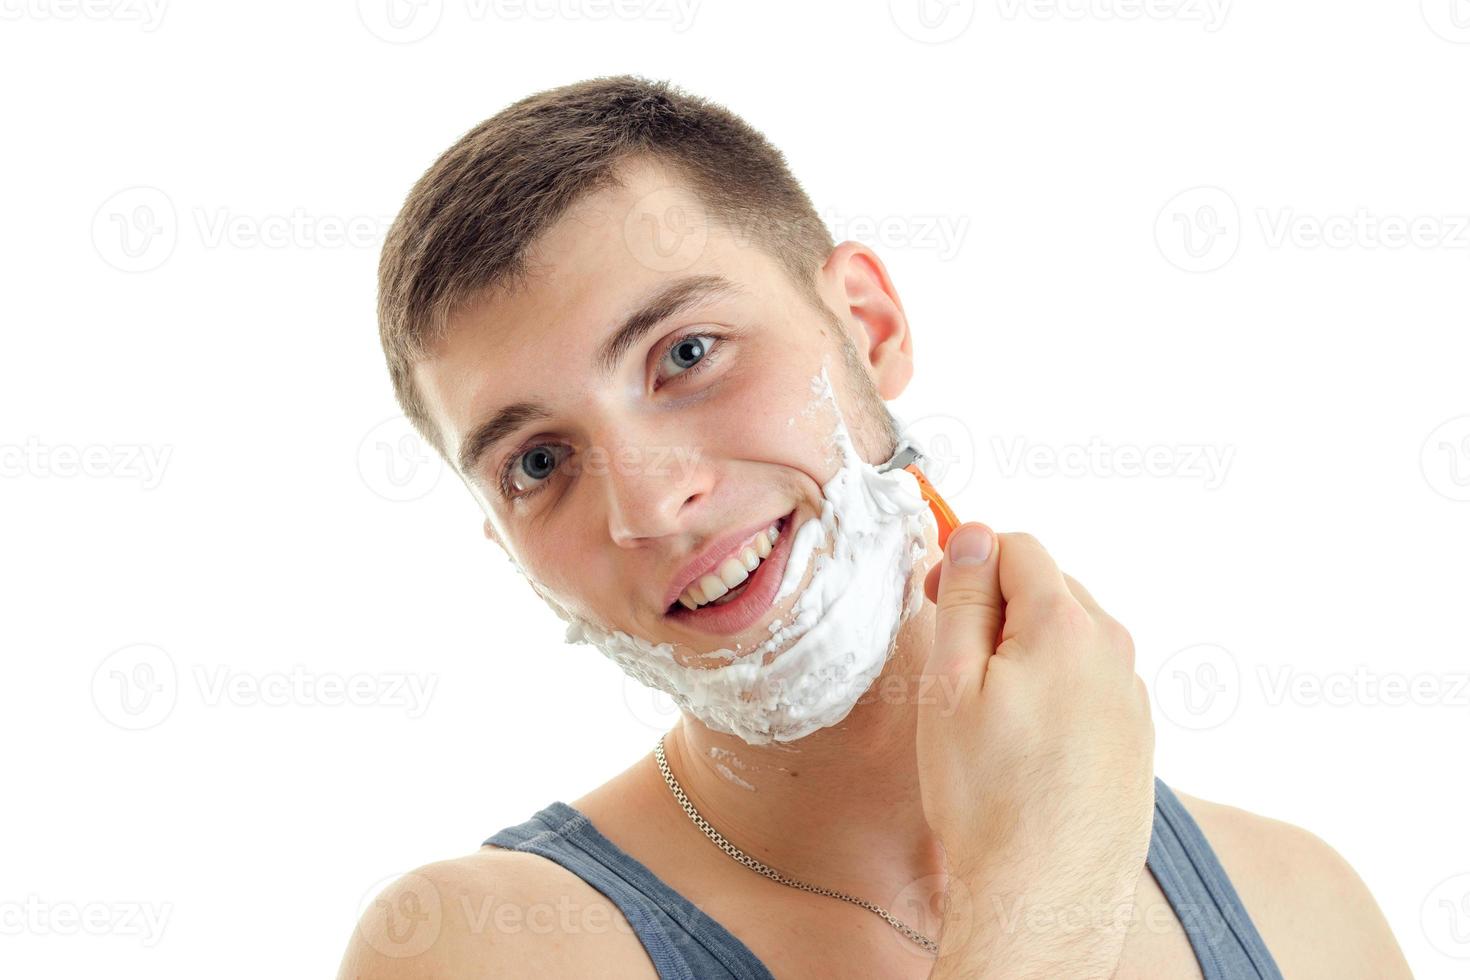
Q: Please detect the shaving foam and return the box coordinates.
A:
[532,363,934,745]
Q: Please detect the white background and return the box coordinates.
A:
[2,1,1467,976]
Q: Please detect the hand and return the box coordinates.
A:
[916,524,1155,977]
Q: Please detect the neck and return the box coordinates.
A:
[654,596,949,905]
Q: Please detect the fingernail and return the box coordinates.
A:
[948,525,991,565]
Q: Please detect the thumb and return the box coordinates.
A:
[925,522,1002,690]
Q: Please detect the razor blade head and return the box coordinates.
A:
[877,440,924,474]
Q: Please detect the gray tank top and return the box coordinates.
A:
[483,775,1282,979]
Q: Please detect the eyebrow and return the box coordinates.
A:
[455,273,744,477]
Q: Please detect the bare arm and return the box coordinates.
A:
[335,849,658,980]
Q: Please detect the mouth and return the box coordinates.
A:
[662,509,797,637]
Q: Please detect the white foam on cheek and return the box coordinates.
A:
[541,362,934,745]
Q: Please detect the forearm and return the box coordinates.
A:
[927,859,1138,980]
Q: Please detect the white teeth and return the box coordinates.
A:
[717,557,749,589]
[697,573,729,603]
[677,519,786,611]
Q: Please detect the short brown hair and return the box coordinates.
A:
[377,74,839,459]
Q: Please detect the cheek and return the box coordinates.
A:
[707,354,863,487]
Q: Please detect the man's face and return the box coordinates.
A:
[414,159,913,659]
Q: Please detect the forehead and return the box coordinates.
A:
[414,159,788,456]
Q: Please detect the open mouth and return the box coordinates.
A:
[663,509,797,636]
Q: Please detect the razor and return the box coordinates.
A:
[875,440,962,550]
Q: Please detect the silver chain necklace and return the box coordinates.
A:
[653,734,939,955]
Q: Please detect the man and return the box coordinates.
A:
[337,75,1410,978]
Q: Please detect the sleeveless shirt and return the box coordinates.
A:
[483,775,1283,979]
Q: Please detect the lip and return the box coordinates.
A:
[663,509,797,636]
[662,510,792,612]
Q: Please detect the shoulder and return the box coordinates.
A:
[335,846,658,979]
[1169,788,1412,979]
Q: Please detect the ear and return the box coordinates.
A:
[820,241,915,400]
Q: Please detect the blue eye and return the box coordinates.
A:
[500,443,571,499]
[656,333,720,385]
[499,331,725,501]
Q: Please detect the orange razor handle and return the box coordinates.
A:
[903,462,960,550]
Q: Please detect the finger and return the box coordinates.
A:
[995,532,1073,644]
[926,522,1002,691]
[1063,572,1104,618]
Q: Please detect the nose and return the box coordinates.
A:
[602,437,708,548]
